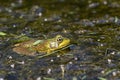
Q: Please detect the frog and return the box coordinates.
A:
[12,35,70,56]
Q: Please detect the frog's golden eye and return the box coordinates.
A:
[57,37,63,43]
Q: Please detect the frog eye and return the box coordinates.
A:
[57,37,63,43]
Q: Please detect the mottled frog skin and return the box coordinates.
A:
[13,35,70,56]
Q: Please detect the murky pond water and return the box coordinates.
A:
[0,0,120,80]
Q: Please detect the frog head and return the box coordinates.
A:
[49,35,70,49]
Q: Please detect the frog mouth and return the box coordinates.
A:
[58,39,70,48]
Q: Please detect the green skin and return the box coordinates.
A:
[13,35,70,56]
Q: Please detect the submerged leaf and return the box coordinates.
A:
[98,77,107,80]
[11,35,30,43]
[0,32,7,36]
[44,77,55,80]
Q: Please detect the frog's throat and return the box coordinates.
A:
[58,39,70,48]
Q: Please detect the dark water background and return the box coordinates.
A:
[0,0,120,80]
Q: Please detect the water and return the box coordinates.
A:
[0,0,120,80]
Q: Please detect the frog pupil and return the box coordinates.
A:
[57,37,63,43]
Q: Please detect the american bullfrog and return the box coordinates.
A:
[13,35,70,56]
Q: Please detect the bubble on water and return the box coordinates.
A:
[69,62,73,64]
[38,13,42,16]
[47,68,52,74]
[101,70,105,74]
[107,59,112,64]
[57,55,60,58]
[88,3,99,8]
[8,56,13,59]
[112,71,117,76]
[17,61,25,65]
[36,77,41,80]
[73,77,77,80]
[5,8,12,13]
[110,51,115,55]
[74,57,78,60]
[100,43,104,47]
[10,64,15,68]
[44,18,48,21]
[50,59,54,62]
[0,78,4,80]
[97,39,100,41]
[18,0,23,4]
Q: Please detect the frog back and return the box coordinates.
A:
[13,39,37,56]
